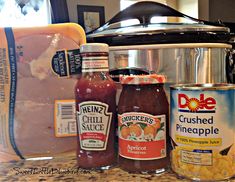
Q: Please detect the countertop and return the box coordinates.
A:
[0,156,234,182]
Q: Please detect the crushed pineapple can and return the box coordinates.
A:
[170,84,235,181]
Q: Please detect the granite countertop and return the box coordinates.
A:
[0,156,234,182]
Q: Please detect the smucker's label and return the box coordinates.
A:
[77,101,112,151]
[118,112,166,160]
[170,89,235,180]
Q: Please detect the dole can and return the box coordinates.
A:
[170,84,235,181]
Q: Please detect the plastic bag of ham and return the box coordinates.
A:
[0,23,86,161]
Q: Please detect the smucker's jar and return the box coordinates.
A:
[118,74,170,173]
[170,84,235,181]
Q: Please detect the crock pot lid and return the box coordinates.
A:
[87,1,230,44]
[88,23,229,38]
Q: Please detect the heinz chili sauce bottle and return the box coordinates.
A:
[75,43,117,169]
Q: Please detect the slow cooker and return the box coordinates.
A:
[227,34,235,83]
[87,1,233,88]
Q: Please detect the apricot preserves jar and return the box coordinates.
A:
[118,74,170,173]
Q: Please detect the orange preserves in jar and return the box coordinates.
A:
[118,74,170,173]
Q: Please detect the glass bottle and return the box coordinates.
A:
[75,43,117,169]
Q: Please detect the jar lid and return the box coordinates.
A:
[120,74,166,85]
[80,43,109,53]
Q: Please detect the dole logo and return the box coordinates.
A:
[178,94,216,112]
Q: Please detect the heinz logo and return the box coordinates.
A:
[178,94,216,113]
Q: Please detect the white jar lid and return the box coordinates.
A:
[80,43,109,53]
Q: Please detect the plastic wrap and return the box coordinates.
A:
[0,23,86,161]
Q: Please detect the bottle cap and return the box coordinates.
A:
[80,43,109,53]
[120,74,166,85]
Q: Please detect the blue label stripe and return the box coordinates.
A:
[193,149,212,153]
[4,28,24,159]
[179,109,216,113]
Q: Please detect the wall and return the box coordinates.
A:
[177,0,198,21]
[209,0,235,22]
[198,0,209,21]
[67,0,120,24]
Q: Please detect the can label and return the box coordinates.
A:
[170,89,235,180]
[77,101,112,151]
[118,112,166,160]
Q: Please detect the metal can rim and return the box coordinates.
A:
[170,83,235,91]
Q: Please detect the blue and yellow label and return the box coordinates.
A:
[170,88,235,180]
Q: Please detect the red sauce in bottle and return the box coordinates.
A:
[75,43,117,169]
[118,74,170,173]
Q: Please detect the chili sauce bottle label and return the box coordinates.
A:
[82,56,109,73]
[118,112,166,160]
[77,101,112,151]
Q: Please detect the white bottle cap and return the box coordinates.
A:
[80,43,109,53]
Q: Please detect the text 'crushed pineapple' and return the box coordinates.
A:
[170,85,235,181]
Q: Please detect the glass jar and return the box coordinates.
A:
[118,74,170,173]
[75,43,117,169]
